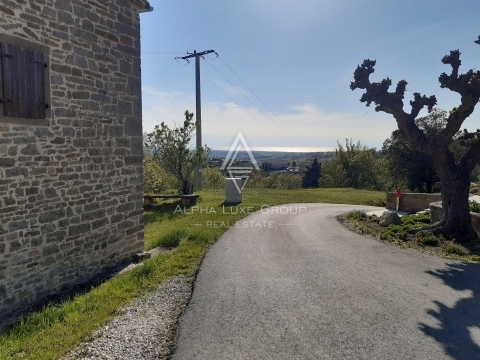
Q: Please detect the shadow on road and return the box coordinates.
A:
[420,262,480,359]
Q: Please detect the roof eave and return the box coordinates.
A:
[128,0,153,13]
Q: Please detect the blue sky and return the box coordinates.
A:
[140,0,480,151]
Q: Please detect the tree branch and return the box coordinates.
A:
[351,59,434,148]
[437,50,480,142]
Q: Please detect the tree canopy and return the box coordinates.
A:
[144,111,210,185]
[302,158,322,188]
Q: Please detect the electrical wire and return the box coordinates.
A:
[142,57,181,60]
[141,51,185,54]
[205,59,307,147]
[196,65,295,147]
[216,55,313,147]
[175,57,190,66]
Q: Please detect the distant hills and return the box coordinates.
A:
[209,150,334,165]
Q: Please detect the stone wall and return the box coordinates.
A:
[430,201,480,232]
[0,0,149,328]
[386,192,442,213]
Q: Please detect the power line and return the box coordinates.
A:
[141,51,185,54]
[196,65,295,147]
[142,57,181,60]
[217,55,313,147]
[205,59,307,147]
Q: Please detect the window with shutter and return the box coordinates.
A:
[0,42,48,120]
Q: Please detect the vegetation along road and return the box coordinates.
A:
[172,203,480,359]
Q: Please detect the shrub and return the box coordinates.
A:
[469,255,480,262]
[387,225,403,234]
[203,168,225,190]
[379,225,408,242]
[469,200,480,213]
[402,212,431,225]
[412,230,441,246]
[421,236,440,246]
[143,156,168,194]
[346,210,367,221]
[275,172,303,189]
[379,229,395,241]
[416,230,433,237]
[245,170,302,190]
[442,244,467,255]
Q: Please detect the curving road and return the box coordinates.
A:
[172,204,480,360]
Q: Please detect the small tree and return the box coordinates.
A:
[320,139,387,190]
[319,160,348,188]
[351,49,480,241]
[302,158,322,188]
[144,111,210,186]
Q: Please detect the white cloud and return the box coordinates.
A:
[142,87,398,150]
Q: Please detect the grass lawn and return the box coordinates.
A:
[0,188,385,360]
[339,210,480,262]
[145,188,386,251]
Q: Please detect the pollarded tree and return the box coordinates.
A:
[351,49,480,241]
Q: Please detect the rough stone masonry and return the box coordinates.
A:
[0,0,151,329]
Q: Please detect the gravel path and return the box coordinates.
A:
[63,275,194,360]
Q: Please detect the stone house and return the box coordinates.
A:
[0,0,151,328]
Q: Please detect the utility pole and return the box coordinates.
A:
[176,49,216,190]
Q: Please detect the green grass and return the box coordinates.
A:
[0,188,384,360]
[152,229,188,248]
[144,188,386,251]
[0,243,204,360]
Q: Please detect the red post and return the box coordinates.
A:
[395,188,401,211]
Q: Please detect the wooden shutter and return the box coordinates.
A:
[1,43,23,117]
[1,43,46,119]
[27,48,46,119]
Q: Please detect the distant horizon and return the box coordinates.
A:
[210,147,335,153]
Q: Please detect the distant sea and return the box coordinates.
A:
[210,149,334,163]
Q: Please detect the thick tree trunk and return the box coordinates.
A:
[408,155,478,242]
[432,168,477,241]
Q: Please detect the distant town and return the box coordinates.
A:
[208,150,334,174]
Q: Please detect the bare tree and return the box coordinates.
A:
[351,49,480,241]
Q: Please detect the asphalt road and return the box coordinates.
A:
[172,203,480,360]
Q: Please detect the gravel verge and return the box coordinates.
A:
[62,275,194,360]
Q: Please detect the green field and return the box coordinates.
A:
[0,188,385,360]
[145,188,386,250]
